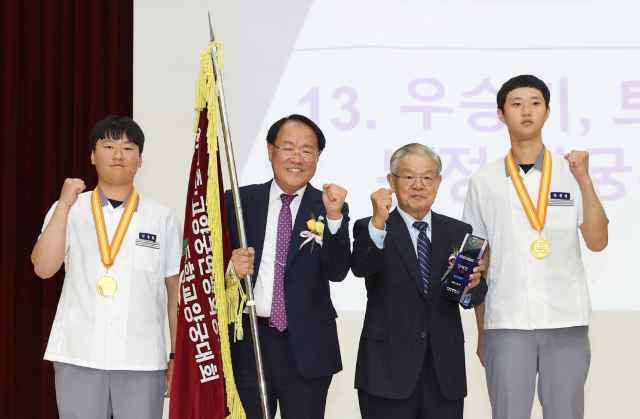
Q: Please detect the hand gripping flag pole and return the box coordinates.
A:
[207,13,270,419]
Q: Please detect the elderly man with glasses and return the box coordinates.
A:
[227,114,351,419]
[351,143,488,419]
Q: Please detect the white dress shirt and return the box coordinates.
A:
[40,189,182,370]
[253,181,342,317]
[368,206,432,257]
[462,150,604,330]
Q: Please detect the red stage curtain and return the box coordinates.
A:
[0,1,133,417]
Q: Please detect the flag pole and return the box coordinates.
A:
[207,13,270,419]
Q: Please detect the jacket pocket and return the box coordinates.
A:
[362,324,387,341]
[314,304,338,322]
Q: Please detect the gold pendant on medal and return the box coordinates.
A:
[97,275,117,296]
[530,238,551,259]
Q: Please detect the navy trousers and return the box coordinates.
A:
[231,315,332,419]
[358,335,463,419]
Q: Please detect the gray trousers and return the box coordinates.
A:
[483,327,590,419]
[53,362,165,419]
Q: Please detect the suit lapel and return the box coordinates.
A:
[427,211,449,303]
[386,209,424,294]
[250,181,271,287]
[285,183,322,274]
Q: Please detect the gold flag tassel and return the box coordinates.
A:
[195,42,245,419]
[226,263,247,341]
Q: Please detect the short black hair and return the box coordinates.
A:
[266,114,326,151]
[497,75,550,113]
[90,115,145,154]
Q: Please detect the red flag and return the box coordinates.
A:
[169,109,233,418]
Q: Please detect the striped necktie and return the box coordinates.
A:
[413,221,431,298]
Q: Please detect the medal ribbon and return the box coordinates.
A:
[506,147,552,232]
[91,187,139,269]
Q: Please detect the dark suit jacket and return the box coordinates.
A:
[226,180,351,379]
[352,209,486,401]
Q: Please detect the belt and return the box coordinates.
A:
[243,314,275,327]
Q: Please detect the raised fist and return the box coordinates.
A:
[564,150,590,184]
[371,188,394,229]
[59,178,86,209]
[322,183,347,220]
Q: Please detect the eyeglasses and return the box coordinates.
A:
[391,173,438,187]
[272,144,319,161]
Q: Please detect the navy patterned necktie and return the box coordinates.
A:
[413,221,431,298]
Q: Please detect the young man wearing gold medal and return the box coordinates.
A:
[31,116,182,419]
[462,75,608,419]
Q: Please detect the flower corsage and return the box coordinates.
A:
[300,213,324,253]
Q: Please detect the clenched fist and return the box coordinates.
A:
[59,178,86,210]
[564,150,590,184]
[371,188,394,229]
[322,183,347,220]
[231,247,255,279]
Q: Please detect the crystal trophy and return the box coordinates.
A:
[441,234,487,305]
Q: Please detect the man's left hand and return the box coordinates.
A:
[467,259,485,289]
[323,183,347,220]
[564,150,591,184]
[165,359,174,398]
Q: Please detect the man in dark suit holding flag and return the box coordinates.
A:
[351,143,487,419]
[226,114,351,419]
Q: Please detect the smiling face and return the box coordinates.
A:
[268,120,320,194]
[91,134,142,186]
[498,87,550,141]
[388,153,441,221]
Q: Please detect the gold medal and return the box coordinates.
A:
[91,187,138,296]
[506,147,553,257]
[530,237,551,259]
[97,275,118,296]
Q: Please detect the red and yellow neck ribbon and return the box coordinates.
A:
[506,147,552,232]
[91,187,139,269]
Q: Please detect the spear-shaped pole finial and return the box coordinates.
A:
[208,12,215,42]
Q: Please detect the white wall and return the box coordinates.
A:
[133,1,639,418]
[133,0,242,219]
